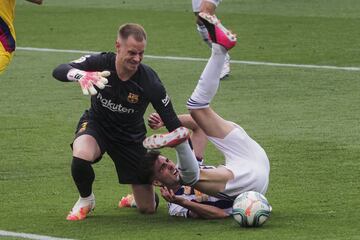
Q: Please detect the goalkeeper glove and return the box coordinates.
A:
[67,69,110,95]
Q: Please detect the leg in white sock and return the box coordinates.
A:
[175,142,200,186]
[187,44,227,109]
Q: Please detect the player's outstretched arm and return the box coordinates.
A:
[52,64,109,95]
[160,186,229,219]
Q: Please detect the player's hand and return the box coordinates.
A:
[148,113,164,130]
[67,69,110,95]
[160,186,182,204]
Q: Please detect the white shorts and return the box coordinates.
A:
[208,123,270,197]
[192,0,222,12]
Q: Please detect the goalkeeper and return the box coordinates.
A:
[52,23,185,221]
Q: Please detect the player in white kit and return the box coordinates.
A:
[191,0,231,80]
[142,13,270,208]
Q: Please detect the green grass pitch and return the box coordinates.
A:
[0,0,359,239]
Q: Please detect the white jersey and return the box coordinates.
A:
[192,0,222,12]
[208,122,270,199]
[168,184,233,218]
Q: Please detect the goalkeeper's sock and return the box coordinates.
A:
[187,44,227,109]
[71,157,95,198]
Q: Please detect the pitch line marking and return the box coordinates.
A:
[0,230,75,240]
[17,46,360,72]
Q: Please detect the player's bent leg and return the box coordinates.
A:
[187,44,227,109]
[67,134,101,221]
[199,0,218,14]
[193,0,219,14]
[190,108,234,139]
[190,123,207,162]
[132,184,157,214]
[67,157,96,221]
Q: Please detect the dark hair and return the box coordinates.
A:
[137,150,161,184]
[118,23,147,42]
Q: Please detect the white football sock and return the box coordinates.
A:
[187,44,227,109]
[175,142,200,186]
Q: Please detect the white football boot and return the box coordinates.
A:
[66,193,95,221]
[143,127,190,150]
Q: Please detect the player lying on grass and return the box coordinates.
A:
[119,113,233,218]
[138,13,270,219]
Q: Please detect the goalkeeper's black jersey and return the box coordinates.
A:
[61,52,181,143]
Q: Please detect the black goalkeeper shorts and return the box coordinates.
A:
[73,111,148,184]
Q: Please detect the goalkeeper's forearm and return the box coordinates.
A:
[52,64,75,82]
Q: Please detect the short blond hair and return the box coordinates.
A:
[118,23,147,42]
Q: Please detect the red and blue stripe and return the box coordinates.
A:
[0,16,15,53]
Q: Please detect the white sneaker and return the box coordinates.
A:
[143,127,190,150]
[220,53,230,80]
[66,193,95,221]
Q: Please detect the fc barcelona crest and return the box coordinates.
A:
[127,93,139,104]
[78,122,88,133]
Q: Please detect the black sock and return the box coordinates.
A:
[71,157,95,198]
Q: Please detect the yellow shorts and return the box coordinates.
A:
[0,47,13,74]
